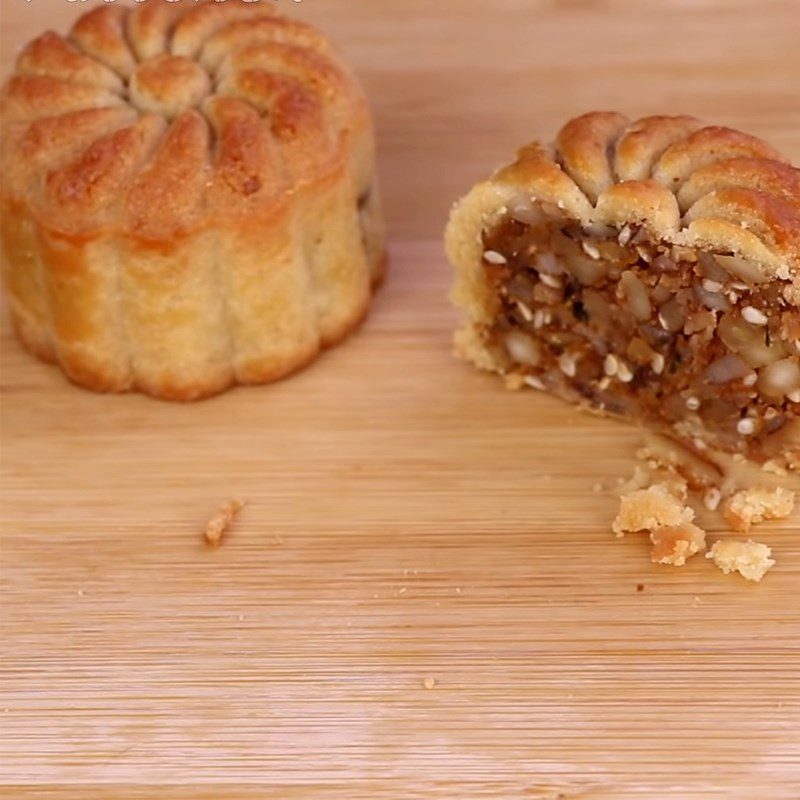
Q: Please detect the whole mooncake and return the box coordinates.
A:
[446,112,800,469]
[1,1,386,400]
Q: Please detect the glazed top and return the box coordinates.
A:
[0,1,370,240]
[492,112,800,288]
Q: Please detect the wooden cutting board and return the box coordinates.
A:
[1,1,799,797]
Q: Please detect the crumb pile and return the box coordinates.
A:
[611,435,795,581]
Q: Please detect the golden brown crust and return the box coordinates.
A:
[555,111,629,204]
[0,0,386,401]
[614,115,703,182]
[450,112,800,281]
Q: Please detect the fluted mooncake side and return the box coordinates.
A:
[0,1,386,400]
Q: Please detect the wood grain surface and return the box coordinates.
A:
[1,1,800,798]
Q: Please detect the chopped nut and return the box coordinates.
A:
[724,486,796,532]
[620,270,652,321]
[703,354,752,385]
[505,330,542,367]
[637,433,724,490]
[758,358,800,399]
[706,539,775,582]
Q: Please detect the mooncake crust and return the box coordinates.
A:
[1,1,387,400]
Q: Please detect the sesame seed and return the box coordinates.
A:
[603,354,619,377]
[702,279,724,293]
[582,241,601,260]
[788,389,800,403]
[483,250,507,265]
[540,273,563,289]
[524,376,546,391]
[651,353,665,374]
[617,361,634,383]
[742,306,768,326]
[516,301,533,321]
[618,225,633,246]
[533,309,547,329]
[558,353,577,377]
[742,373,758,387]
[598,376,611,390]
[686,396,701,411]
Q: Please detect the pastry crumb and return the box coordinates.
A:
[422,677,437,690]
[204,499,245,547]
[612,484,694,537]
[724,486,796,532]
[617,464,653,495]
[503,372,526,390]
[762,459,789,477]
[649,522,707,566]
[706,539,775,582]
[636,583,645,592]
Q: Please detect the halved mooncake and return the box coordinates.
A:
[446,112,800,468]
[0,1,386,400]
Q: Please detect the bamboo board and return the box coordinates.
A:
[1,1,800,797]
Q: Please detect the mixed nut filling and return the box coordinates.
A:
[480,202,800,459]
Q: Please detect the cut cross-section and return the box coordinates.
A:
[446,113,800,468]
